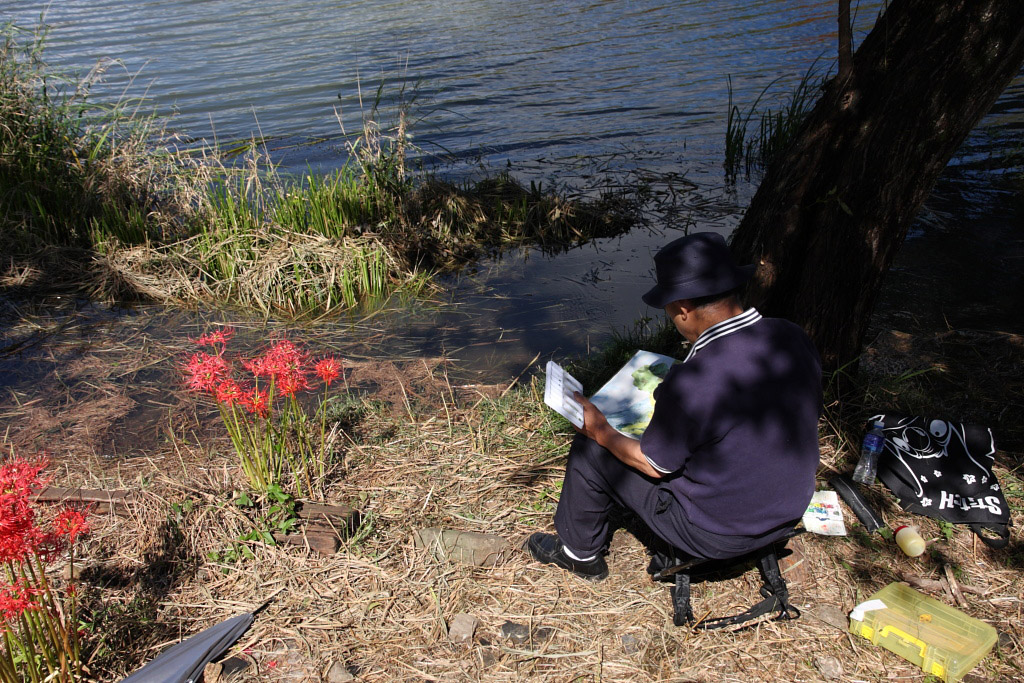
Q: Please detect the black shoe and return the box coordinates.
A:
[525,533,608,581]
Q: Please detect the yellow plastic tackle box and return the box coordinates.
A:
[849,582,997,682]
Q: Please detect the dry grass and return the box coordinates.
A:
[2,321,1022,682]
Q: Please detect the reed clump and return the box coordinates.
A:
[1,24,642,317]
[0,25,187,251]
[724,62,822,181]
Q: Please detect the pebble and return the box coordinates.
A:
[534,626,555,643]
[813,604,850,631]
[203,662,222,683]
[326,661,355,682]
[448,613,478,644]
[814,655,843,680]
[500,620,530,644]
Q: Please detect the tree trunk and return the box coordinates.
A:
[730,0,1024,372]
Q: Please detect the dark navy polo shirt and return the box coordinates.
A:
[639,309,822,536]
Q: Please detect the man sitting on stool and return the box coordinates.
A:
[527,232,822,581]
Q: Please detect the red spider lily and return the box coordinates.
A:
[214,379,245,407]
[240,387,270,418]
[0,578,40,621]
[181,333,345,498]
[0,494,40,563]
[246,340,311,398]
[191,327,235,348]
[276,369,310,398]
[245,340,308,378]
[53,508,90,544]
[0,458,47,563]
[183,352,231,394]
[0,456,88,680]
[314,357,342,386]
[0,457,48,496]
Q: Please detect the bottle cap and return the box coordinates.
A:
[894,525,909,534]
[873,420,885,428]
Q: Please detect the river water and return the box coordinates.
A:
[2,0,1023,381]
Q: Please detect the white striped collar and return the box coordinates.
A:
[683,308,762,362]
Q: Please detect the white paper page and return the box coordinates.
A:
[544,361,584,428]
[802,490,847,535]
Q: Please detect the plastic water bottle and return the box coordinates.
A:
[852,420,886,485]
[894,525,926,557]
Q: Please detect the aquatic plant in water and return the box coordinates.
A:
[183,328,344,498]
[0,457,90,683]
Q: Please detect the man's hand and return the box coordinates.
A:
[573,392,611,442]
[573,392,663,479]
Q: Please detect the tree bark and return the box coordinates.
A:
[837,0,853,83]
[730,0,1024,372]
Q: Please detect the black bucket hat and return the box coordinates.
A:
[641,232,755,308]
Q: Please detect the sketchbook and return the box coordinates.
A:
[544,350,677,437]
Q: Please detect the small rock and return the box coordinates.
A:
[414,528,510,567]
[203,661,222,683]
[219,656,250,676]
[621,634,641,654]
[326,661,355,682]
[448,613,478,644]
[812,604,849,631]
[997,629,1013,650]
[500,620,530,644]
[814,655,843,680]
[534,626,555,643]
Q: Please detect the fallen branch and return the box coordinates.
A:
[31,486,134,514]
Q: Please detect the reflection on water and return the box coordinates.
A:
[3,0,881,178]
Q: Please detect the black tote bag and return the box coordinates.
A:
[871,414,1011,548]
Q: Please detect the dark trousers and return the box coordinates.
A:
[553,434,796,560]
